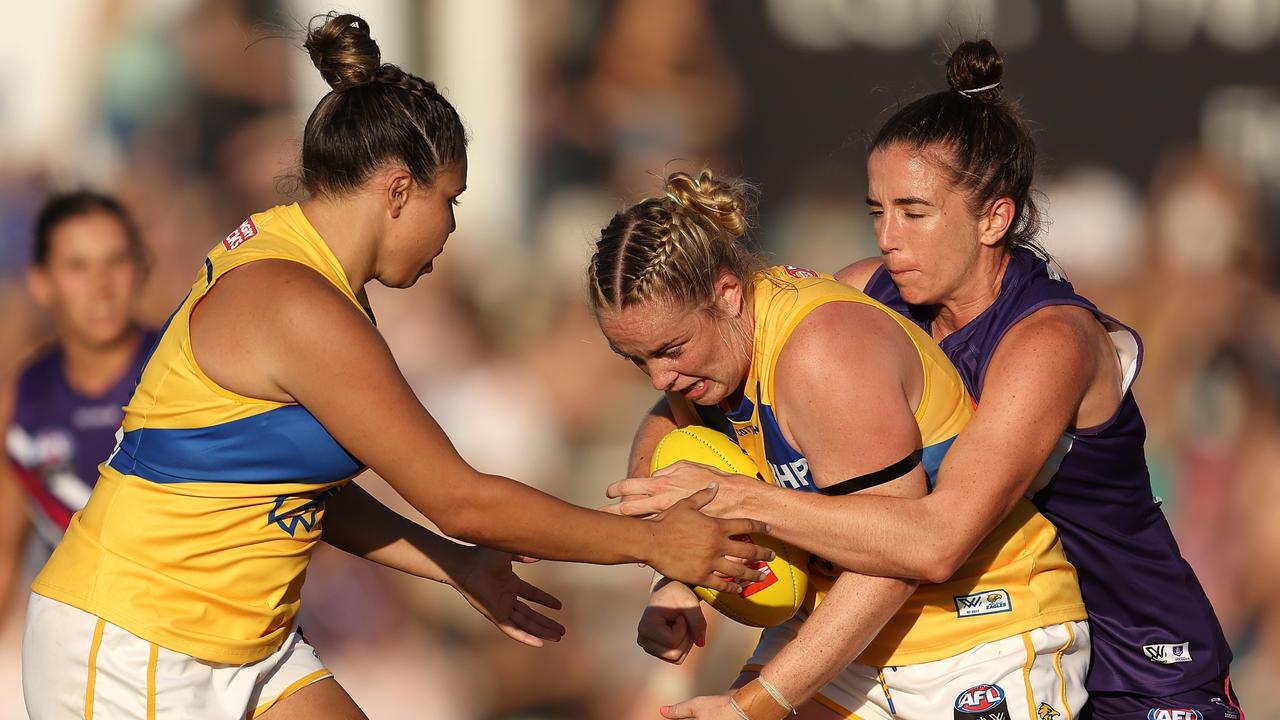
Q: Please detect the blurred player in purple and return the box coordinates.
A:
[0,192,156,615]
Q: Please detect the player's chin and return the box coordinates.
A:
[384,265,431,289]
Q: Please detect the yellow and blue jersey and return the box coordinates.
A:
[32,203,369,664]
[695,266,1085,667]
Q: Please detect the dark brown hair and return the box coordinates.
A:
[588,169,764,314]
[872,39,1043,254]
[301,12,466,197]
[34,191,147,273]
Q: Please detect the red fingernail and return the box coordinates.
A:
[661,706,670,714]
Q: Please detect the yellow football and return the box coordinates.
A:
[650,425,809,628]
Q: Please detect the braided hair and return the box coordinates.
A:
[301,12,466,198]
[588,169,763,315]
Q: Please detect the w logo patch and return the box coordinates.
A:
[268,488,338,536]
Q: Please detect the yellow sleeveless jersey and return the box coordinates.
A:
[32,203,369,664]
[693,266,1085,667]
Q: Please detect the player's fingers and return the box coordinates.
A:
[722,517,771,538]
[660,699,698,718]
[715,558,765,584]
[642,612,685,649]
[514,603,565,640]
[680,604,707,648]
[517,579,563,610]
[697,574,743,594]
[513,555,540,564]
[606,478,654,499]
[682,483,718,511]
[617,496,671,517]
[638,635,688,664]
[725,538,775,564]
[637,614,688,659]
[498,620,544,648]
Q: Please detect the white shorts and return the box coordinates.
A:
[744,615,1090,720]
[22,593,333,719]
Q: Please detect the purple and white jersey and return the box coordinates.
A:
[5,331,157,552]
[865,248,1231,695]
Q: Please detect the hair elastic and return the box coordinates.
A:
[958,81,1000,97]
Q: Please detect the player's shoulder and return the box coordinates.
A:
[211,259,349,311]
[833,257,883,291]
[778,299,913,384]
[1003,303,1103,357]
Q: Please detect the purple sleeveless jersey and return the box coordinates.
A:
[865,248,1231,696]
[5,330,157,552]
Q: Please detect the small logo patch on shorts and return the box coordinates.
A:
[1037,702,1061,720]
[954,589,1011,618]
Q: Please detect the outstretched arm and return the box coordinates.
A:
[191,261,772,591]
[322,479,565,647]
[609,306,1105,582]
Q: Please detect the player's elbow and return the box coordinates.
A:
[435,508,485,544]
[920,551,966,584]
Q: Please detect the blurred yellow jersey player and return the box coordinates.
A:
[34,203,367,666]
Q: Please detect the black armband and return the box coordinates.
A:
[818,449,923,496]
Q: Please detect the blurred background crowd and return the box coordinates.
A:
[2,0,1278,718]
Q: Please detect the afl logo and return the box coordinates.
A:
[955,684,1009,720]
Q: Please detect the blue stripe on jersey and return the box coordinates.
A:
[108,405,361,484]
[920,435,955,491]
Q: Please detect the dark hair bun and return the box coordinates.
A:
[305,13,381,92]
[946,39,1004,99]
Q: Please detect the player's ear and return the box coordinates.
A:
[384,168,414,219]
[714,272,745,318]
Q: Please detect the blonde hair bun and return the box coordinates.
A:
[664,169,751,238]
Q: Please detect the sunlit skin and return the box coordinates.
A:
[597,274,754,406]
[866,143,1014,337]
